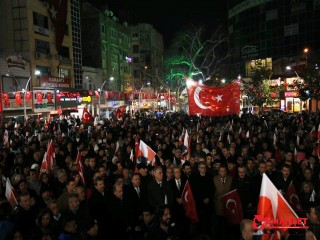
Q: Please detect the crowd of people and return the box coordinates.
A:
[0,109,320,240]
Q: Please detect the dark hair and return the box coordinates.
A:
[36,208,53,226]
[155,204,170,221]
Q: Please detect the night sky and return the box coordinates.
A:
[87,0,227,47]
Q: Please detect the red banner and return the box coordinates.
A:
[187,79,240,116]
[14,92,22,104]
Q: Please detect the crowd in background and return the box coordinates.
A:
[0,110,320,240]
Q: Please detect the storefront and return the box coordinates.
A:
[33,87,55,118]
[55,88,93,116]
[0,55,35,118]
[283,77,308,112]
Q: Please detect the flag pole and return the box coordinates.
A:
[180,179,189,198]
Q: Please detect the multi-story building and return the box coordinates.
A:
[130,23,164,92]
[0,0,82,117]
[81,3,164,112]
[228,0,320,112]
[81,3,132,92]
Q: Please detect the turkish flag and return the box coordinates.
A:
[3,93,10,105]
[47,0,68,51]
[130,149,134,162]
[135,136,139,161]
[115,106,126,119]
[186,78,240,116]
[81,107,94,124]
[41,139,55,176]
[105,91,109,99]
[137,140,156,163]
[5,177,18,209]
[181,180,199,223]
[256,174,299,239]
[221,189,243,225]
[47,92,53,103]
[76,150,86,186]
[183,130,190,154]
[14,92,22,104]
[283,181,301,211]
[36,92,43,103]
[25,91,31,101]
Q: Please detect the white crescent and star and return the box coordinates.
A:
[194,87,208,110]
[83,112,89,120]
[50,6,57,19]
[289,193,300,205]
[226,199,237,214]
[194,87,224,109]
[215,95,223,102]
[184,191,189,203]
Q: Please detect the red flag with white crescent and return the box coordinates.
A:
[5,177,18,208]
[181,180,199,223]
[47,0,68,51]
[135,136,140,160]
[138,140,156,163]
[82,107,94,124]
[221,189,243,225]
[283,181,301,211]
[186,78,240,116]
[76,150,86,186]
[14,92,22,104]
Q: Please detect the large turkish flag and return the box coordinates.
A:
[47,0,68,51]
[186,79,240,116]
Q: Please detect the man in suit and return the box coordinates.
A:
[189,162,215,236]
[213,165,234,239]
[88,176,108,238]
[127,174,147,227]
[147,166,174,210]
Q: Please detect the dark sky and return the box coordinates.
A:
[87,0,227,47]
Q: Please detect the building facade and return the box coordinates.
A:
[228,0,320,112]
[0,0,82,117]
[81,4,132,92]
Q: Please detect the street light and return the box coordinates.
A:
[303,48,309,66]
[138,82,150,113]
[286,66,302,81]
[22,77,31,121]
[98,77,113,116]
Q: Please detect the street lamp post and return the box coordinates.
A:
[22,77,31,121]
[98,77,113,116]
[286,66,302,81]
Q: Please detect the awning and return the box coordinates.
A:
[2,109,41,118]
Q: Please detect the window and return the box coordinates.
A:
[36,65,51,76]
[59,68,70,78]
[35,39,50,54]
[33,12,49,36]
[133,45,139,53]
[133,57,139,63]
[58,46,70,58]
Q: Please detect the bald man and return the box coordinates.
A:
[240,219,254,240]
